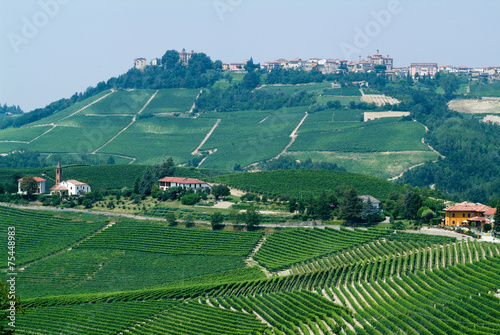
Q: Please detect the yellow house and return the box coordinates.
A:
[444,202,492,227]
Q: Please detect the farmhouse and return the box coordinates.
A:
[134,58,147,70]
[49,162,91,196]
[444,201,492,227]
[358,195,381,210]
[17,177,46,195]
[158,177,211,191]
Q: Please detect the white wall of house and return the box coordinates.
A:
[17,181,46,195]
[60,181,91,196]
[159,182,211,191]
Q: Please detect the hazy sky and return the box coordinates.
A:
[1,0,499,112]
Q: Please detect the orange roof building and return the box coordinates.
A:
[444,201,492,227]
[17,177,47,195]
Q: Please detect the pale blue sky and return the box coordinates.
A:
[1,0,499,112]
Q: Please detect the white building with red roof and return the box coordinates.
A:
[485,208,497,225]
[17,176,46,195]
[158,177,211,191]
[49,162,91,196]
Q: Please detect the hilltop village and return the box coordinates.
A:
[135,48,500,82]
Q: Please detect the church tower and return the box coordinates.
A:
[56,162,62,184]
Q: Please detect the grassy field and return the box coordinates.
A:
[80,89,155,115]
[291,120,430,152]
[470,83,500,97]
[323,86,362,96]
[29,90,114,125]
[308,108,364,122]
[23,116,133,153]
[259,82,332,95]
[284,150,439,179]
[141,88,200,115]
[198,107,306,169]
[100,116,215,165]
[1,86,434,172]
[0,125,52,142]
[316,95,361,105]
[0,142,25,154]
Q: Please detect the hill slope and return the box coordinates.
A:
[0,83,436,180]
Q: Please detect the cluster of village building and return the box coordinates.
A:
[134,49,500,82]
[17,163,213,197]
[17,162,91,196]
[16,163,497,229]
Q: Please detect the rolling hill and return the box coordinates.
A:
[0,82,438,180]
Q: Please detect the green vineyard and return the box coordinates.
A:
[254,228,391,271]
[5,207,500,334]
[74,220,263,256]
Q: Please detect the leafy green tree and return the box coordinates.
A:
[229,209,240,224]
[242,71,260,89]
[483,223,492,233]
[233,163,242,171]
[20,175,38,196]
[184,213,195,228]
[420,208,435,223]
[139,168,154,195]
[154,157,175,179]
[403,190,422,220]
[326,100,342,110]
[494,207,500,234]
[161,50,180,69]
[244,57,259,72]
[245,205,261,231]
[210,212,224,230]
[288,198,298,213]
[212,185,230,200]
[361,198,380,223]
[133,177,140,194]
[392,221,405,230]
[181,193,200,205]
[338,187,362,223]
[316,192,334,221]
[82,199,93,209]
[439,73,459,99]
[150,185,161,197]
[166,212,177,226]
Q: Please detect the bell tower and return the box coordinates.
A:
[56,162,62,184]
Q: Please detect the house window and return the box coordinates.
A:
[452,221,455,225]
[462,213,465,218]
[452,213,455,218]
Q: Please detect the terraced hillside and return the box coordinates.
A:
[0,82,437,179]
[6,206,500,334]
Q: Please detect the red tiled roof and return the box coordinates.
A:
[18,177,46,182]
[66,180,89,186]
[485,208,497,215]
[158,177,207,184]
[468,216,486,222]
[445,201,491,213]
[49,184,68,191]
